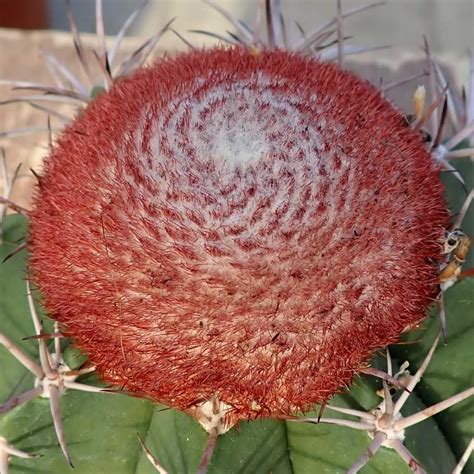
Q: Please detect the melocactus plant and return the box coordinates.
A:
[1,1,473,473]
[29,46,449,423]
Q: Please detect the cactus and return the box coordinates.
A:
[0,1,473,473]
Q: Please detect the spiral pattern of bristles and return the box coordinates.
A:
[29,47,449,422]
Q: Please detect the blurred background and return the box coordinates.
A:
[0,0,472,53]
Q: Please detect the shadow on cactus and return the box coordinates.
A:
[0,1,473,473]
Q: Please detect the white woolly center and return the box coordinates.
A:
[157,75,323,171]
[120,72,357,259]
[203,113,269,167]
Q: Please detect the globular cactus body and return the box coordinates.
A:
[29,47,449,424]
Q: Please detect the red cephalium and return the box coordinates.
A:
[29,47,449,424]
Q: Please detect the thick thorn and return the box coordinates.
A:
[137,433,168,474]
[347,431,387,473]
[48,384,74,468]
[197,427,219,474]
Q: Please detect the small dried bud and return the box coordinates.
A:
[29,47,449,425]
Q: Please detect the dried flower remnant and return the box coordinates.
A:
[440,229,472,288]
[28,47,449,429]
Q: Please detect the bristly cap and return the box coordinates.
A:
[29,47,449,424]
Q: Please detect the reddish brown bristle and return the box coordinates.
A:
[28,47,449,424]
